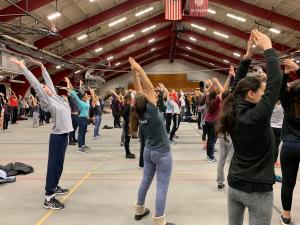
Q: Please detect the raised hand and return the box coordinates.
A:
[27,56,43,66]
[244,33,255,59]
[64,77,70,83]
[284,59,299,73]
[128,57,143,74]
[229,65,236,77]
[10,57,26,68]
[251,29,272,51]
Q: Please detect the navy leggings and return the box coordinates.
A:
[45,133,68,195]
[137,148,172,217]
[281,141,300,211]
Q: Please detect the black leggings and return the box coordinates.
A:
[165,113,172,134]
[197,112,201,130]
[3,113,10,130]
[280,141,300,211]
[170,114,180,140]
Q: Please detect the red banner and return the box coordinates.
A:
[190,0,208,17]
[165,0,182,21]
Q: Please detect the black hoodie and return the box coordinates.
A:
[228,49,282,193]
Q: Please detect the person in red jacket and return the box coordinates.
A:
[8,88,18,124]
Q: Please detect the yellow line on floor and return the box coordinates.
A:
[35,170,95,225]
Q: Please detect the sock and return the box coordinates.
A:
[45,194,55,201]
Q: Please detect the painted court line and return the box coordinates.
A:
[35,165,99,225]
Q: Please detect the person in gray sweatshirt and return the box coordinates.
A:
[10,56,73,210]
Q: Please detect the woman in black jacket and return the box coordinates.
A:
[218,30,282,225]
[279,59,300,225]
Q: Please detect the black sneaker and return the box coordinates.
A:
[69,142,76,145]
[280,215,291,225]
[54,186,69,195]
[135,208,150,221]
[126,153,136,159]
[217,184,225,191]
[43,197,64,210]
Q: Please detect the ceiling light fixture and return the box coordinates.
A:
[75,70,81,74]
[189,37,197,41]
[208,9,216,14]
[107,56,114,60]
[95,47,103,52]
[213,31,229,39]
[186,46,192,50]
[226,13,246,22]
[135,7,154,17]
[191,23,206,31]
[150,48,156,51]
[77,34,87,40]
[223,59,229,63]
[120,34,135,42]
[233,52,241,57]
[108,17,127,27]
[148,38,155,43]
[47,12,61,20]
[115,62,121,66]
[269,28,280,34]
[142,25,157,33]
[56,65,61,69]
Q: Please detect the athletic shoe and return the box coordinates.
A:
[175,135,179,139]
[54,186,69,195]
[276,175,282,183]
[207,158,216,163]
[69,142,76,145]
[170,140,177,145]
[120,142,124,146]
[280,215,291,225]
[126,153,136,159]
[217,184,225,191]
[77,147,87,153]
[82,145,90,150]
[43,197,64,210]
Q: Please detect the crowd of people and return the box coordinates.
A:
[0,29,299,225]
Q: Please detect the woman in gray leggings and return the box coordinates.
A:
[128,57,174,225]
[218,30,282,225]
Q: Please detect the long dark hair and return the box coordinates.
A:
[206,91,217,110]
[129,93,148,135]
[217,77,262,138]
[286,79,300,119]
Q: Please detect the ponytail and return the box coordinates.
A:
[217,93,236,139]
[129,106,139,136]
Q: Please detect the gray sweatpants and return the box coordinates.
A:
[217,137,234,185]
[33,111,39,128]
[137,147,172,217]
[228,187,273,225]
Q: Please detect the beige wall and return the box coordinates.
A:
[98,59,226,95]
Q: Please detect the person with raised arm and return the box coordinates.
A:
[279,59,300,225]
[128,57,174,225]
[63,77,90,153]
[10,56,73,210]
[218,30,282,225]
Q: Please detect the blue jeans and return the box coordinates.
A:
[45,133,68,195]
[94,115,101,137]
[137,148,173,217]
[78,117,88,148]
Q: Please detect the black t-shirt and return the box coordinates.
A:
[139,103,170,152]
